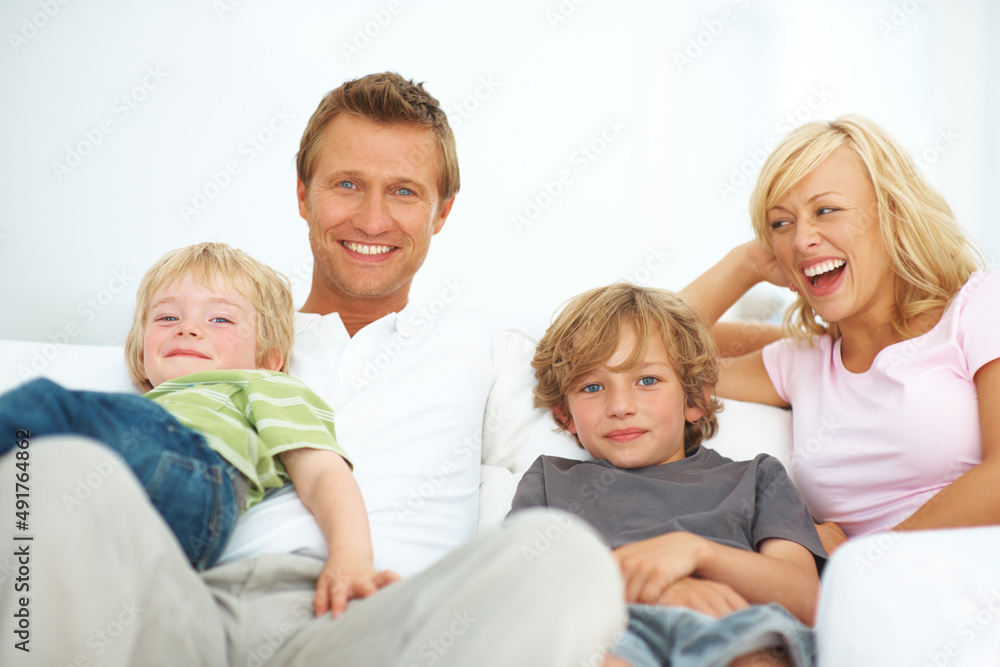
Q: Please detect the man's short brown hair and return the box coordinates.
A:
[296,72,460,204]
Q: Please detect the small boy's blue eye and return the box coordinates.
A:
[638,377,657,386]
[210,317,232,324]
[582,383,602,393]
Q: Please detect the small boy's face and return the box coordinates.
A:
[563,328,703,469]
[143,274,274,387]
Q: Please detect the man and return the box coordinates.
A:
[0,73,626,666]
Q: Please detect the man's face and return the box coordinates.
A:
[298,113,453,311]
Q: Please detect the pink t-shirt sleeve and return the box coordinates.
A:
[762,337,821,406]
[956,271,1000,377]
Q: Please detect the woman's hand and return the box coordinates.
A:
[815,521,848,555]
[742,240,790,289]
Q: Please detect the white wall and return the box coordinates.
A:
[1,0,996,347]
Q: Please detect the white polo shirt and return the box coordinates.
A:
[219,297,494,576]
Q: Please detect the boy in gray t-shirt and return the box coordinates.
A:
[509,283,825,667]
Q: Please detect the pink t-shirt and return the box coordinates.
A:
[763,271,1000,538]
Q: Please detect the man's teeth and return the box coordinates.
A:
[803,259,845,277]
[344,242,393,255]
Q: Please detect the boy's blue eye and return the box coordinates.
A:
[582,383,602,393]
[210,317,232,324]
[638,376,658,386]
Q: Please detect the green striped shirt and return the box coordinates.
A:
[145,369,347,509]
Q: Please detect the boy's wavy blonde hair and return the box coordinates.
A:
[532,283,722,453]
[750,114,983,341]
[124,242,294,392]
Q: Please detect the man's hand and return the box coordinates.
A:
[314,560,400,618]
[655,577,750,618]
[612,532,708,604]
[815,521,848,555]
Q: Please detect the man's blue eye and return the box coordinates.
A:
[397,187,413,196]
[339,181,358,190]
[582,384,602,393]
[638,377,657,386]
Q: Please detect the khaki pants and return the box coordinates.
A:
[0,437,625,666]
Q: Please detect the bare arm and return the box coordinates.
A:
[892,358,1000,531]
[613,532,820,625]
[681,242,790,406]
[280,448,399,617]
[679,241,789,328]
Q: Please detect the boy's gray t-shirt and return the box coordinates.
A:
[509,446,825,559]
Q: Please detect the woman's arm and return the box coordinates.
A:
[613,532,820,625]
[679,240,788,328]
[681,242,790,406]
[893,358,1000,531]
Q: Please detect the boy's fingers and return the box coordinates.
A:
[331,582,350,618]
[375,569,401,588]
[313,580,331,617]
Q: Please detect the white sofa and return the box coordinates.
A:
[3,330,999,666]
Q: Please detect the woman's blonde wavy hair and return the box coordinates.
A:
[749,114,983,341]
[532,283,721,454]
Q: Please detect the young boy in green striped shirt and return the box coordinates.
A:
[0,242,397,617]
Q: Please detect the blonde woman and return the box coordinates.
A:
[682,115,1000,554]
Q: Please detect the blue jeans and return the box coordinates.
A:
[613,603,815,667]
[0,378,244,570]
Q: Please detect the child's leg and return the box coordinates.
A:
[0,377,244,569]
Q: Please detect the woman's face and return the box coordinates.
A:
[766,146,896,334]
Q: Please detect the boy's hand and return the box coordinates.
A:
[613,532,709,604]
[655,577,749,618]
[314,560,400,618]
